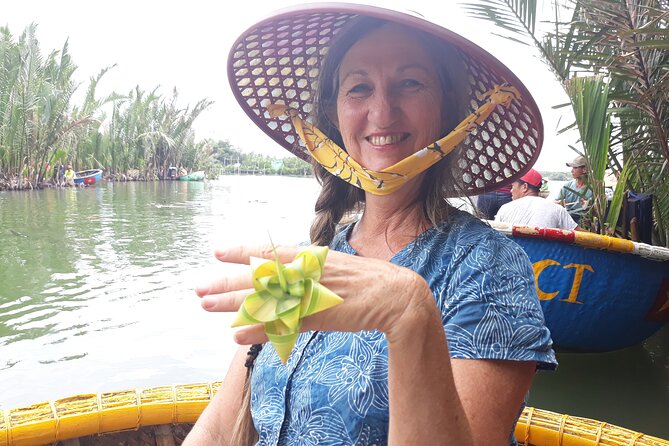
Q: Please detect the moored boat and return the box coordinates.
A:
[490,221,669,352]
[177,171,205,181]
[73,169,103,186]
[1,382,667,446]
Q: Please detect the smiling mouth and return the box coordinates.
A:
[367,134,409,146]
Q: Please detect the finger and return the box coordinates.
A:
[201,289,253,312]
[195,273,253,297]
[215,244,302,264]
[233,324,269,345]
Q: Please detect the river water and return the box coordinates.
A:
[0,177,667,438]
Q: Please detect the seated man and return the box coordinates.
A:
[556,155,592,223]
[64,164,76,187]
[495,169,578,230]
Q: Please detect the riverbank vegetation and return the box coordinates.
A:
[0,24,310,191]
[466,0,669,246]
[214,141,312,177]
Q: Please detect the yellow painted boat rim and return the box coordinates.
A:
[2,382,668,446]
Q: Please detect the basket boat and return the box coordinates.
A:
[177,171,205,182]
[73,170,103,186]
[490,222,669,352]
[1,382,668,446]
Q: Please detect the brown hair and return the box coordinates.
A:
[231,17,471,444]
[229,344,263,445]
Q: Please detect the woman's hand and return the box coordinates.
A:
[196,245,433,344]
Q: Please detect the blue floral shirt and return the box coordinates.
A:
[250,210,557,445]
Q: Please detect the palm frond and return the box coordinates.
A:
[463,0,538,37]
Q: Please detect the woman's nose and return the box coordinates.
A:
[368,89,400,127]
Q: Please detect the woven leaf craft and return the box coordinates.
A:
[231,246,343,363]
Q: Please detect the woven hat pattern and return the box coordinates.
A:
[229,7,542,194]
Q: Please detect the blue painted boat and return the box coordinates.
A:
[73,169,103,186]
[490,222,669,352]
[178,170,205,181]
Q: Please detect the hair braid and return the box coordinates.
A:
[310,163,364,246]
[229,344,263,446]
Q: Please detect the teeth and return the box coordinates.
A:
[369,135,403,146]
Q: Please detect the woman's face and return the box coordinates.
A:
[334,24,444,172]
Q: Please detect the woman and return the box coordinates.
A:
[185,4,556,445]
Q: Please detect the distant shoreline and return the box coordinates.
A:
[0,172,315,192]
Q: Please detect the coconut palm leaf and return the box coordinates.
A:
[606,153,634,232]
[582,0,669,244]
[565,75,612,232]
[462,0,538,40]
[463,0,669,245]
[462,0,597,81]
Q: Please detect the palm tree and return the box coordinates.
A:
[0,25,108,187]
[0,24,215,189]
[463,0,669,245]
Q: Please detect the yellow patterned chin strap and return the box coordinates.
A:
[267,85,521,196]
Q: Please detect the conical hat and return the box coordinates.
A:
[227,3,543,194]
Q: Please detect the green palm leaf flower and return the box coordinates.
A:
[231,246,343,363]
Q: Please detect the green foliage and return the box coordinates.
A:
[606,155,634,232]
[0,24,215,186]
[463,0,538,43]
[212,139,312,176]
[0,23,315,189]
[463,0,669,245]
[218,150,312,176]
[565,75,612,232]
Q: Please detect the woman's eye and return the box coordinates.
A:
[347,84,372,96]
[401,79,423,89]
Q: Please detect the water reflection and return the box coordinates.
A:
[0,177,319,407]
[530,324,669,437]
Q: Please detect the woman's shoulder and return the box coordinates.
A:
[425,210,530,266]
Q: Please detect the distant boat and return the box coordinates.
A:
[2,382,667,446]
[178,170,205,181]
[73,169,103,186]
[490,221,669,352]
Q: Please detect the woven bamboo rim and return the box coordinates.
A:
[1,382,667,446]
[489,221,669,262]
[0,383,220,446]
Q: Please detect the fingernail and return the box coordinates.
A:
[195,285,209,297]
[201,297,215,310]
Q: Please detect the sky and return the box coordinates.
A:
[4,0,579,171]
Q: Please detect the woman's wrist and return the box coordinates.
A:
[382,273,438,343]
